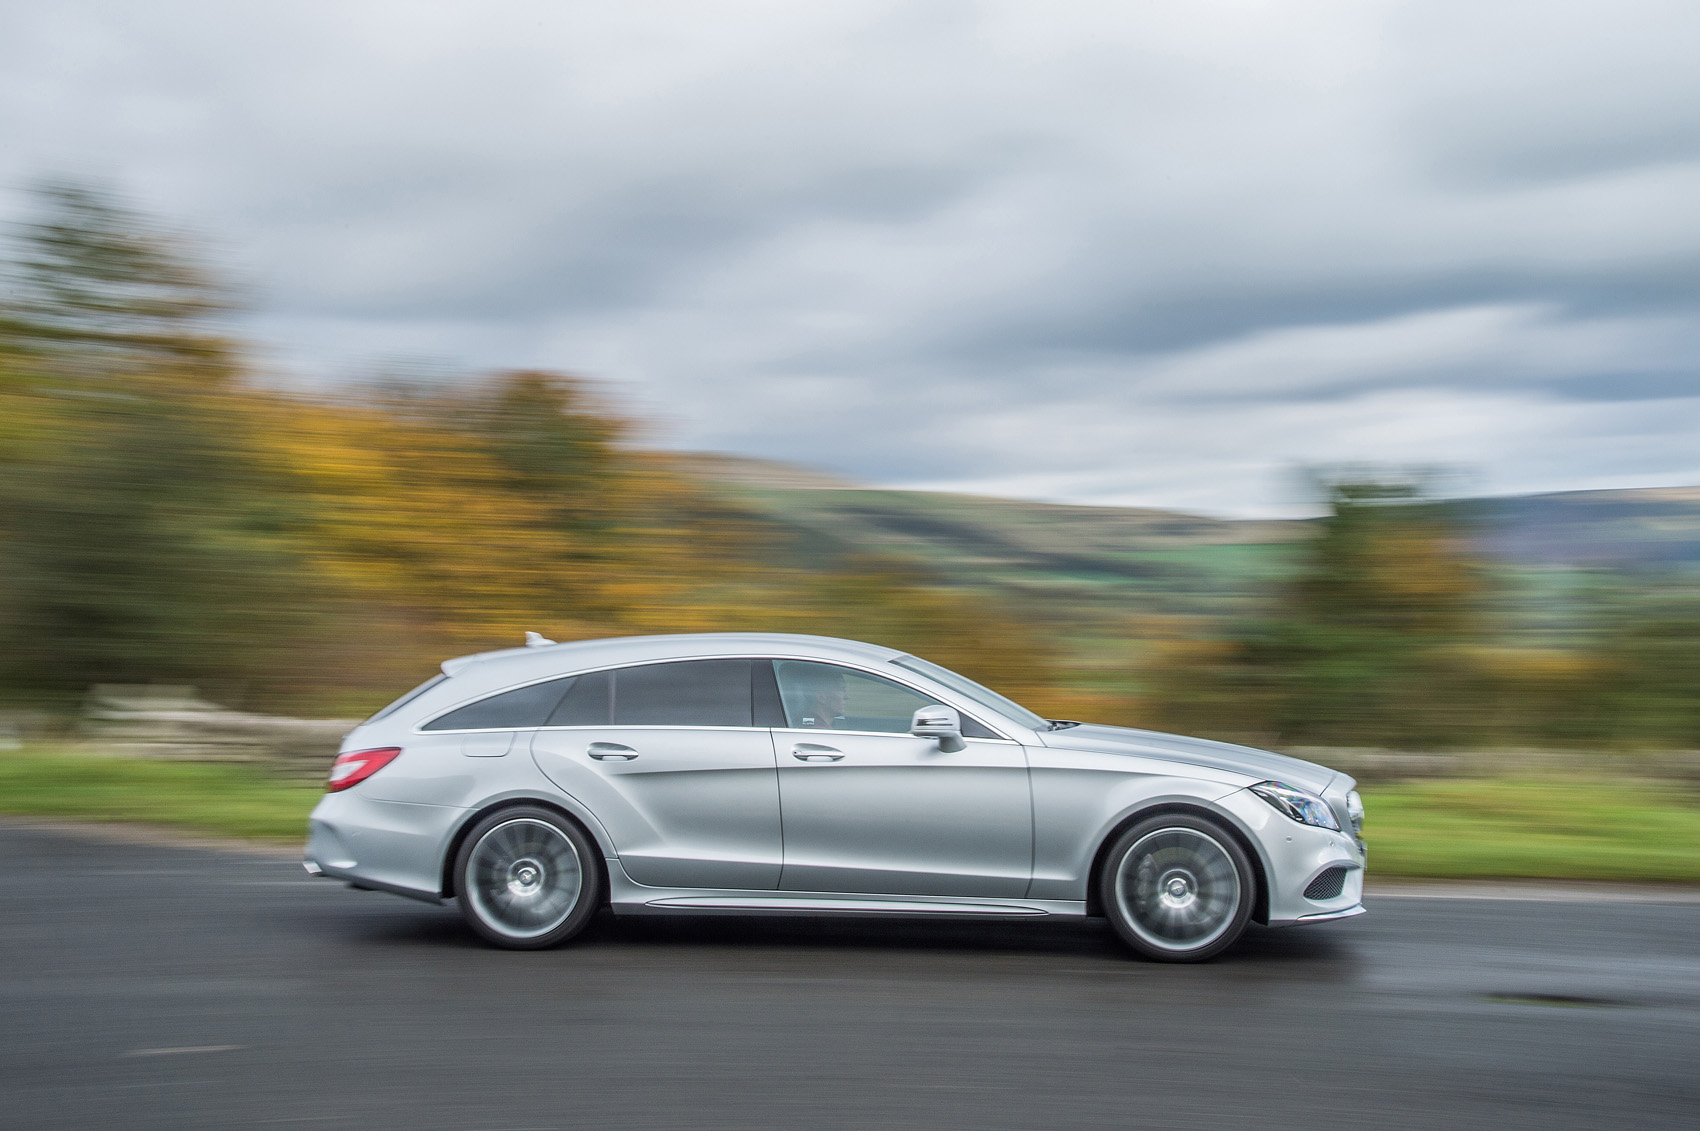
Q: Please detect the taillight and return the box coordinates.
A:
[326,747,402,793]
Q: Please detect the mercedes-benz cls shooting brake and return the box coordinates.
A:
[305,632,1366,961]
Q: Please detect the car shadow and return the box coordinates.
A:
[343,901,1363,974]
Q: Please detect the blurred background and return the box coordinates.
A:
[0,1,1697,880]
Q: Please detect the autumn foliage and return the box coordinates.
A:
[5,185,1697,747]
[0,185,1057,716]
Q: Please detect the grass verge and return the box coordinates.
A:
[1,750,1697,881]
[0,748,321,842]
[1360,777,1700,881]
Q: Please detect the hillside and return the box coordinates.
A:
[668,454,1303,625]
[1472,486,1700,566]
[675,452,1700,628]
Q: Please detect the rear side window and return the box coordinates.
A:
[549,669,610,726]
[542,660,754,727]
[615,659,753,726]
[421,677,575,731]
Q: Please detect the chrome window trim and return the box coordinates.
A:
[414,653,1025,743]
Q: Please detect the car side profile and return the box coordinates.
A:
[305,632,1366,961]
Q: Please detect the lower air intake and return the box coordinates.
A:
[1304,867,1349,901]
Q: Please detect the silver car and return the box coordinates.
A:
[305,632,1365,961]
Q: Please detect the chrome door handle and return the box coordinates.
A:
[792,744,843,762]
[588,742,638,761]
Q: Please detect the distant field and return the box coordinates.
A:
[3,749,1696,882]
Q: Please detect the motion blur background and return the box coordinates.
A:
[0,1,1698,877]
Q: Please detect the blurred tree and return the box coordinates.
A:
[460,371,622,530]
[5,180,236,383]
[0,183,313,708]
[1139,472,1492,747]
[1594,586,1700,748]
[1260,475,1486,744]
[0,180,1075,718]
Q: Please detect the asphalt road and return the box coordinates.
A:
[2,824,1696,1131]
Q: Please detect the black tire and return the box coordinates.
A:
[454,805,602,950]
[1099,812,1255,963]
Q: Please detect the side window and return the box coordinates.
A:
[611,659,754,727]
[548,669,610,726]
[773,661,936,733]
[421,676,573,731]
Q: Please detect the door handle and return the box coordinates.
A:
[588,742,638,761]
[792,744,844,762]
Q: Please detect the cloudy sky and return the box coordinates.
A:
[2,1,1696,515]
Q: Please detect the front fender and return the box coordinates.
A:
[1025,746,1256,901]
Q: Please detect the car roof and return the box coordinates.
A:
[441,632,907,683]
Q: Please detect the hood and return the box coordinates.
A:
[1041,724,1338,795]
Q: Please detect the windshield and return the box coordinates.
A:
[890,655,1049,731]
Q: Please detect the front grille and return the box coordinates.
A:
[1304,867,1349,901]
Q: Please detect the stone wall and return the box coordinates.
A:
[77,686,356,783]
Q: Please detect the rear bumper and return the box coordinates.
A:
[304,788,464,901]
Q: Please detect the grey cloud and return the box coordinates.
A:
[1392,0,1700,187]
[2,0,1697,514]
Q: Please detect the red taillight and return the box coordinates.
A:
[326,747,402,793]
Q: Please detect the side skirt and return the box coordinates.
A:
[604,859,1086,919]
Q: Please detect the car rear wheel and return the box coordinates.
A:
[455,806,602,949]
[1100,813,1254,962]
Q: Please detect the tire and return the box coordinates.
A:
[1099,813,1255,963]
[454,806,602,950]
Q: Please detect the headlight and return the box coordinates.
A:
[1249,781,1341,831]
[1346,790,1364,835]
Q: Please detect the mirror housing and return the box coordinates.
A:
[910,705,966,753]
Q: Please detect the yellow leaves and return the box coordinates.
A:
[1360,527,1481,611]
[238,391,602,646]
[8,346,1078,711]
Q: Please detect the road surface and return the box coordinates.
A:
[1,822,1695,1130]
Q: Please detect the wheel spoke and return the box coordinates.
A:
[465,818,584,940]
[1114,826,1242,952]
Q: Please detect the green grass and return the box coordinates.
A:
[2,751,1698,881]
[0,748,321,842]
[1360,777,1700,881]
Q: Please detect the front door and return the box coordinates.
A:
[529,659,782,890]
[770,660,1032,897]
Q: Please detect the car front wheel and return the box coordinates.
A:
[1100,813,1255,962]
[454,806,602,949]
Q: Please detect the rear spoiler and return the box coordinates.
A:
[441,631,561,676]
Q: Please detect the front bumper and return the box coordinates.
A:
[1217,786,1367,925]
[1283,903,1366,925]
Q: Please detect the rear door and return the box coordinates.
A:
[530,658,782,890]
[770,660,1032,897]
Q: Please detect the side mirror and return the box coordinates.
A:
[911,705,966,753]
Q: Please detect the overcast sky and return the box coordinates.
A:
[2,1,1697,515]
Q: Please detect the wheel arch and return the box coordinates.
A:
[439,797,612,908]
[1083,801,1270,925]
